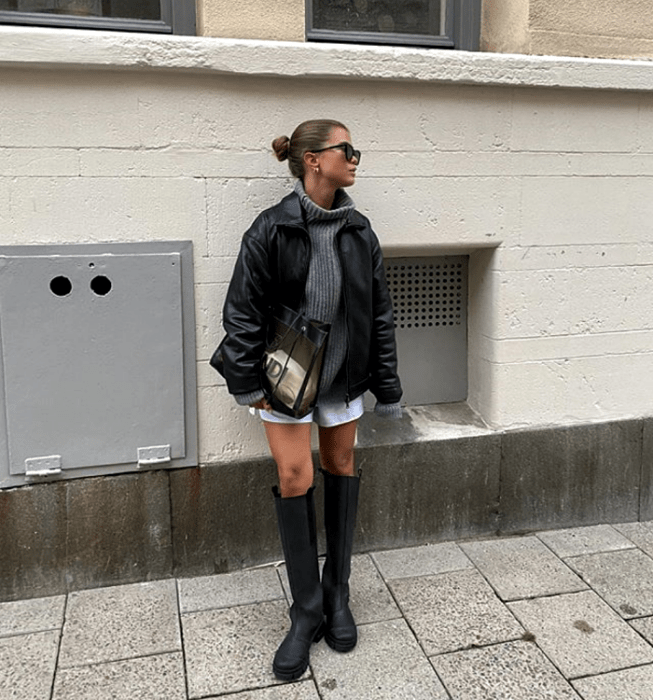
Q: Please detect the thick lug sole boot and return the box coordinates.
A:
[321,469,360,653]
[272,486,325,680]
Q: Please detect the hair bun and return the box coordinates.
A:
[271,135,290,162]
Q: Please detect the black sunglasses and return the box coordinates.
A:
[312,142,361,163]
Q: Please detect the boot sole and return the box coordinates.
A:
[272,624,325,680]
[273,661,309,681]
[325,632,357,653]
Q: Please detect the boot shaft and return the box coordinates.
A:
[273,486,322,612]
[321,470,360,593]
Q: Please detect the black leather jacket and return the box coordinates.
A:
[218,191,402,406]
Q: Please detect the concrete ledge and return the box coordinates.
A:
[641,417,653,521]
[0,471,172,601]
[1,26,653,92]
[500,420,643,533]
[1,412,650,601]
[170,458,281,577]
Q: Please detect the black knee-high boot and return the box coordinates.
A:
[320,469,360,653]
[272,486,325,680]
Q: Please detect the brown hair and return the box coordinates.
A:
[272,119,348,179]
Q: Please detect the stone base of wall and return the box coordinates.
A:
[2,412,652,602]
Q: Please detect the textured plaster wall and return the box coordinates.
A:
[480,0,530,54]
[1,29,653,465]
[482,0,653,59]
[197,0,305,41]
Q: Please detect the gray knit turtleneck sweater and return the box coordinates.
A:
[295,180,352,399]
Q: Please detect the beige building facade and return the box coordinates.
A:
[480,0,653,59]
[2,1,653,58]
[198,0,305,42]
[1,27,652,469]
[0,1,652,471]
[1,0,653,598]
[193,0,653,60]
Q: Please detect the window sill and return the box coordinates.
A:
[357,402,493,448]
[1,25,653,92]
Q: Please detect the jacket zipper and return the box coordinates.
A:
[335,225,351,407]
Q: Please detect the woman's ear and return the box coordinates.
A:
[304,150,319,171]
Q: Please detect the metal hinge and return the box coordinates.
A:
[137,444,171,467]
[24,455,63,479]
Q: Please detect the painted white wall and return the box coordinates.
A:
[1,29,653,463]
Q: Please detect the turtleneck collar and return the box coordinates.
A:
[294,180,356,222]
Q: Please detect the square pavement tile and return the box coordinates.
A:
[432,640,582,700]
[178,567,285,613]
[280,555,401,625]
[537,525,635,559]
[460,536,587,601]
[389,569,524,655]
[629,616,653,644]
[572,664,653,700]
[58,580,181,668]
[0,630,59,700]
[311,619,448,699]
[52,652,186,700]
[182,599,290,698]
[371,542,473,580]
[567,549,653,618]
[207,681,322,699]
[613,521,653,558]
[508,590,653,679]
[0,595,65,638]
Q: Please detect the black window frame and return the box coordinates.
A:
[306,0,481,51]
[0,0,196,35]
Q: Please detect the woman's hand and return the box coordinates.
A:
[250,398,272,412]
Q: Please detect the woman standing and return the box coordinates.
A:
[215,119,402,680]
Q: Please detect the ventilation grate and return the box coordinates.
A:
[385,259,464,330]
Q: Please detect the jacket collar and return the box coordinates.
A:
[273,191,367,231]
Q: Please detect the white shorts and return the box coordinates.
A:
[257,395,364,428]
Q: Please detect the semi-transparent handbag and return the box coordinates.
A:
[263,305,330,418]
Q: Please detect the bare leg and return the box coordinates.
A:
[264,421,314,497]
[318,419,357,477]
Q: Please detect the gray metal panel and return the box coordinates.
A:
[385,256,468,405]
[0,252,185,475]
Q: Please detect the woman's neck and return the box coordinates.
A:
[303,174,336,210]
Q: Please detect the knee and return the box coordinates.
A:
[322,447,355,477]
[277,461,314,498]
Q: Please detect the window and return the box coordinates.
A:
[0,0,195,34]
[307,0,480,50]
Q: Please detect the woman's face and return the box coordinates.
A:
[314,127,359,189]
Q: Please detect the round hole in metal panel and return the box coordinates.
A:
[50,276,72,297]
[91,275,112,296]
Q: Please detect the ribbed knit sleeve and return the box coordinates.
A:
[234,389,265,406]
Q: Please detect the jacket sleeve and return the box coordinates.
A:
[219,218,273,397]
[368,232,403,405]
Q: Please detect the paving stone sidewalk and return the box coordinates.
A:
[4,522,653,699]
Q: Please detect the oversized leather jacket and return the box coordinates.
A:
[218,190,402,406]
